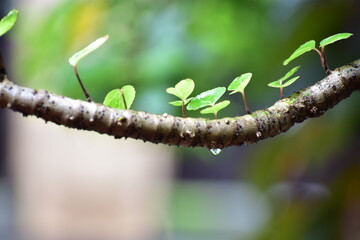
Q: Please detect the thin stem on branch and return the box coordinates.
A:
[73,66,92,102]
[314,47,331,75]
[241,91,251,114]
[0,52,6,77]
[181,100,186,118]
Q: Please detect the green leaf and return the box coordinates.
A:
[281,76,300,87]
[121,85,136,109]
[228,73,252,95]
[69,35,109,66]
[187,87,226,110]
[0,9,19,37]
[103,85,136,110]
[283,40,316,66]
[169,100,183,106]
[268,76,300,88]
[169,98,192,107]
[319,33,353,48]
[268,66,300,88]
[166,78,195,100]
[200,100,230,115]
[282,66,300,81]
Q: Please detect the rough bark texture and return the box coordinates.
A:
[1,59,359,149]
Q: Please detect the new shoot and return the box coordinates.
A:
[69,35,109,102]
[283,33,353,75]
[166,78,194,117]
[228,73,252,114]
[268,66,300,98]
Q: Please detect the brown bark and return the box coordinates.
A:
[1,59,359,149]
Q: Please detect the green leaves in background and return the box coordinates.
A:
[200,100,230,115]
[69,35,109,67]
[187,87,226,111]
[103,85,136,110]
[0,9,18,37]
[283,40,315,66]
[319,33,353,48]
[228,73,252,95]
[268,66,300,88]
[166,78,194,106]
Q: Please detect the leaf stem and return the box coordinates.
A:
[73,65,92,102]
[241,91,251,114]
[0,52,7,80]
[314,48,331,75]
[280,87,284,99]
[321,46,331,75]
[214,112,218,119]
[181,100,186,118]
[120,88,128,109]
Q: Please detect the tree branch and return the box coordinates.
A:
[1,59,359,149]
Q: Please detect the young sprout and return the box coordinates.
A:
[187,87,228,119]
[227,73,252,114]
[166,78,195,117]
[283,33,353,75]
[103,85,136,110]
[268,66,300,98]
[317,33,353,74]
[200,100,230,119]
[0,9,18,37]
[69,35,109,102]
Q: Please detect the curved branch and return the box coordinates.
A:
[1,59,359,149]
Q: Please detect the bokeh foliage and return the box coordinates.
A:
[12,0,360,239]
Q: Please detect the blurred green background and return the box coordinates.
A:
[4,0,360,239]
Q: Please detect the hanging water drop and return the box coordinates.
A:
[210,148,222,155]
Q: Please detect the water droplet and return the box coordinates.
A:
[256,131,262,138]
[210,148,222,155]
[69,116,74,121]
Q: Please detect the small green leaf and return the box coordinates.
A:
[169,100,183,106]
[268,66,300,88]
[319,33,353,48]
[103,85,136,110]
[282,66,300,81]
[228,73,252,95]
[166,78,195,100]
[268,76,300,88]
[283,40,316,66]
[103,89,122,109]
[69,35,109,66]
[121,85,136,109]
[187,87,226,110]
[200,100,230,115]
[169,98,192,107]
[0,9,18,37]
[281,76,300,87]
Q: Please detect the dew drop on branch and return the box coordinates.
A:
[210,148,222,155]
